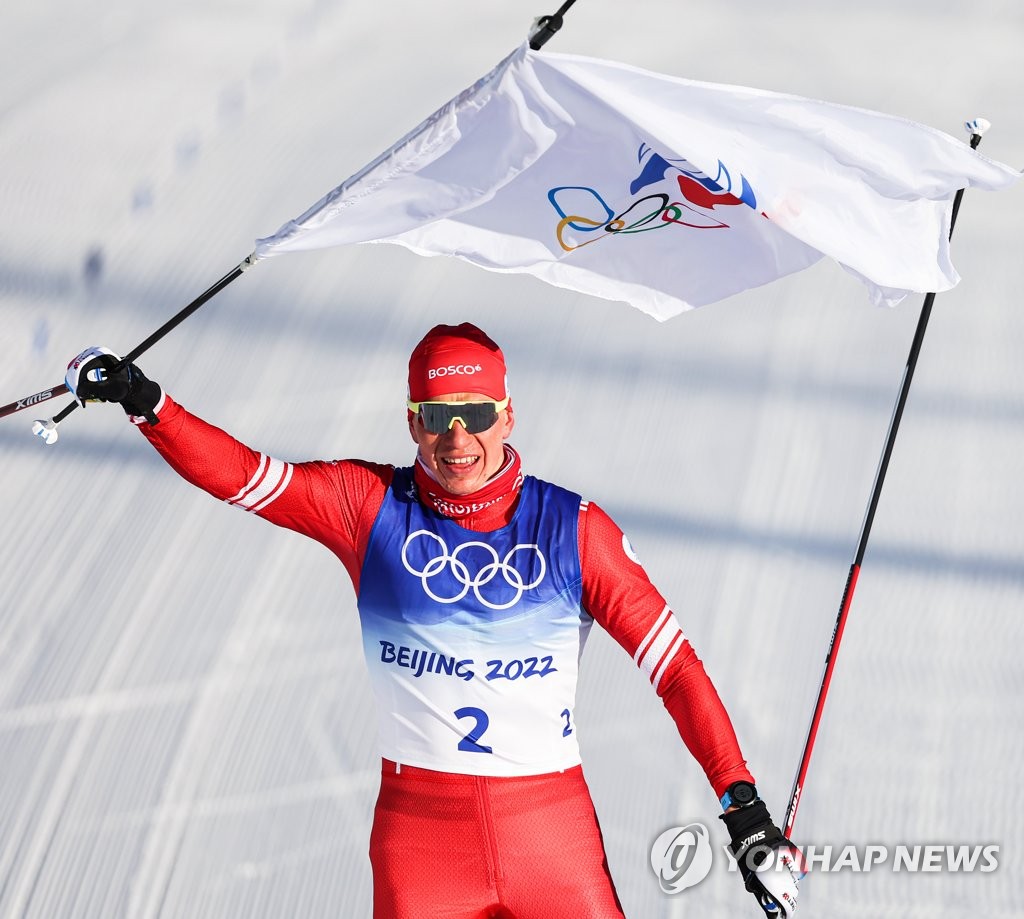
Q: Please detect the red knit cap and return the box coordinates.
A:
[408,323,508,402]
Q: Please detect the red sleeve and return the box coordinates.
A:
[135,393,390,591]
[578,500,755,800]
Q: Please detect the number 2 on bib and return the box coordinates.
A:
[454,706,493,754]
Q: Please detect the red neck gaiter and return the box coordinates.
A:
[413,444,523,529]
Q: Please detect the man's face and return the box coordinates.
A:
[408,390,515,496]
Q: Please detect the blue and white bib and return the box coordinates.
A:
[358,468,592,776]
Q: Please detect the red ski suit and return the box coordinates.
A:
[136,395,754,918]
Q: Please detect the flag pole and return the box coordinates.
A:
[9,4,582,436]
[783,122,988,837]
[15,254,257,444]
[528,0,579,50]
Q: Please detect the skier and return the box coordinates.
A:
[66,324,801,918]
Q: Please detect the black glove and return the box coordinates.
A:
[65,346,162,424]
[721,799,802,917]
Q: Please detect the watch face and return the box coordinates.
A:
[731,782,756,806]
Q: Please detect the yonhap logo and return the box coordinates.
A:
[650,823,714,894]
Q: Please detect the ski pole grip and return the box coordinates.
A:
[52,400,79,424]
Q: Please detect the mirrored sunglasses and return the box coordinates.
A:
[407,397,510,435]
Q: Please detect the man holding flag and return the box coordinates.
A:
[65,323,801,917]
[30,24,1021,919]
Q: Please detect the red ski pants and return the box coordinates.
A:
[370,759,626,919]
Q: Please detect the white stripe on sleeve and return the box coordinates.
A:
[650,630,687,692]
[249,462,293,513]
[634,605,672,666]
[226,454,291,513]
[227,454,269,505]
[634,606,686,687]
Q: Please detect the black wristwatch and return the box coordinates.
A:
[719,780,758,811]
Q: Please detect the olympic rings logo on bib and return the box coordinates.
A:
[401,530,547,610]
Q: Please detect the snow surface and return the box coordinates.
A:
[1,1,1022,917]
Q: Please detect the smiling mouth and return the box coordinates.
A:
[443,456,479,468]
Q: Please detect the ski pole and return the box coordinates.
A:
[529,0,579,50]
[0,255,256,443]
[783,121,988,837]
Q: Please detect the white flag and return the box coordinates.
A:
[254,43,1020,320]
